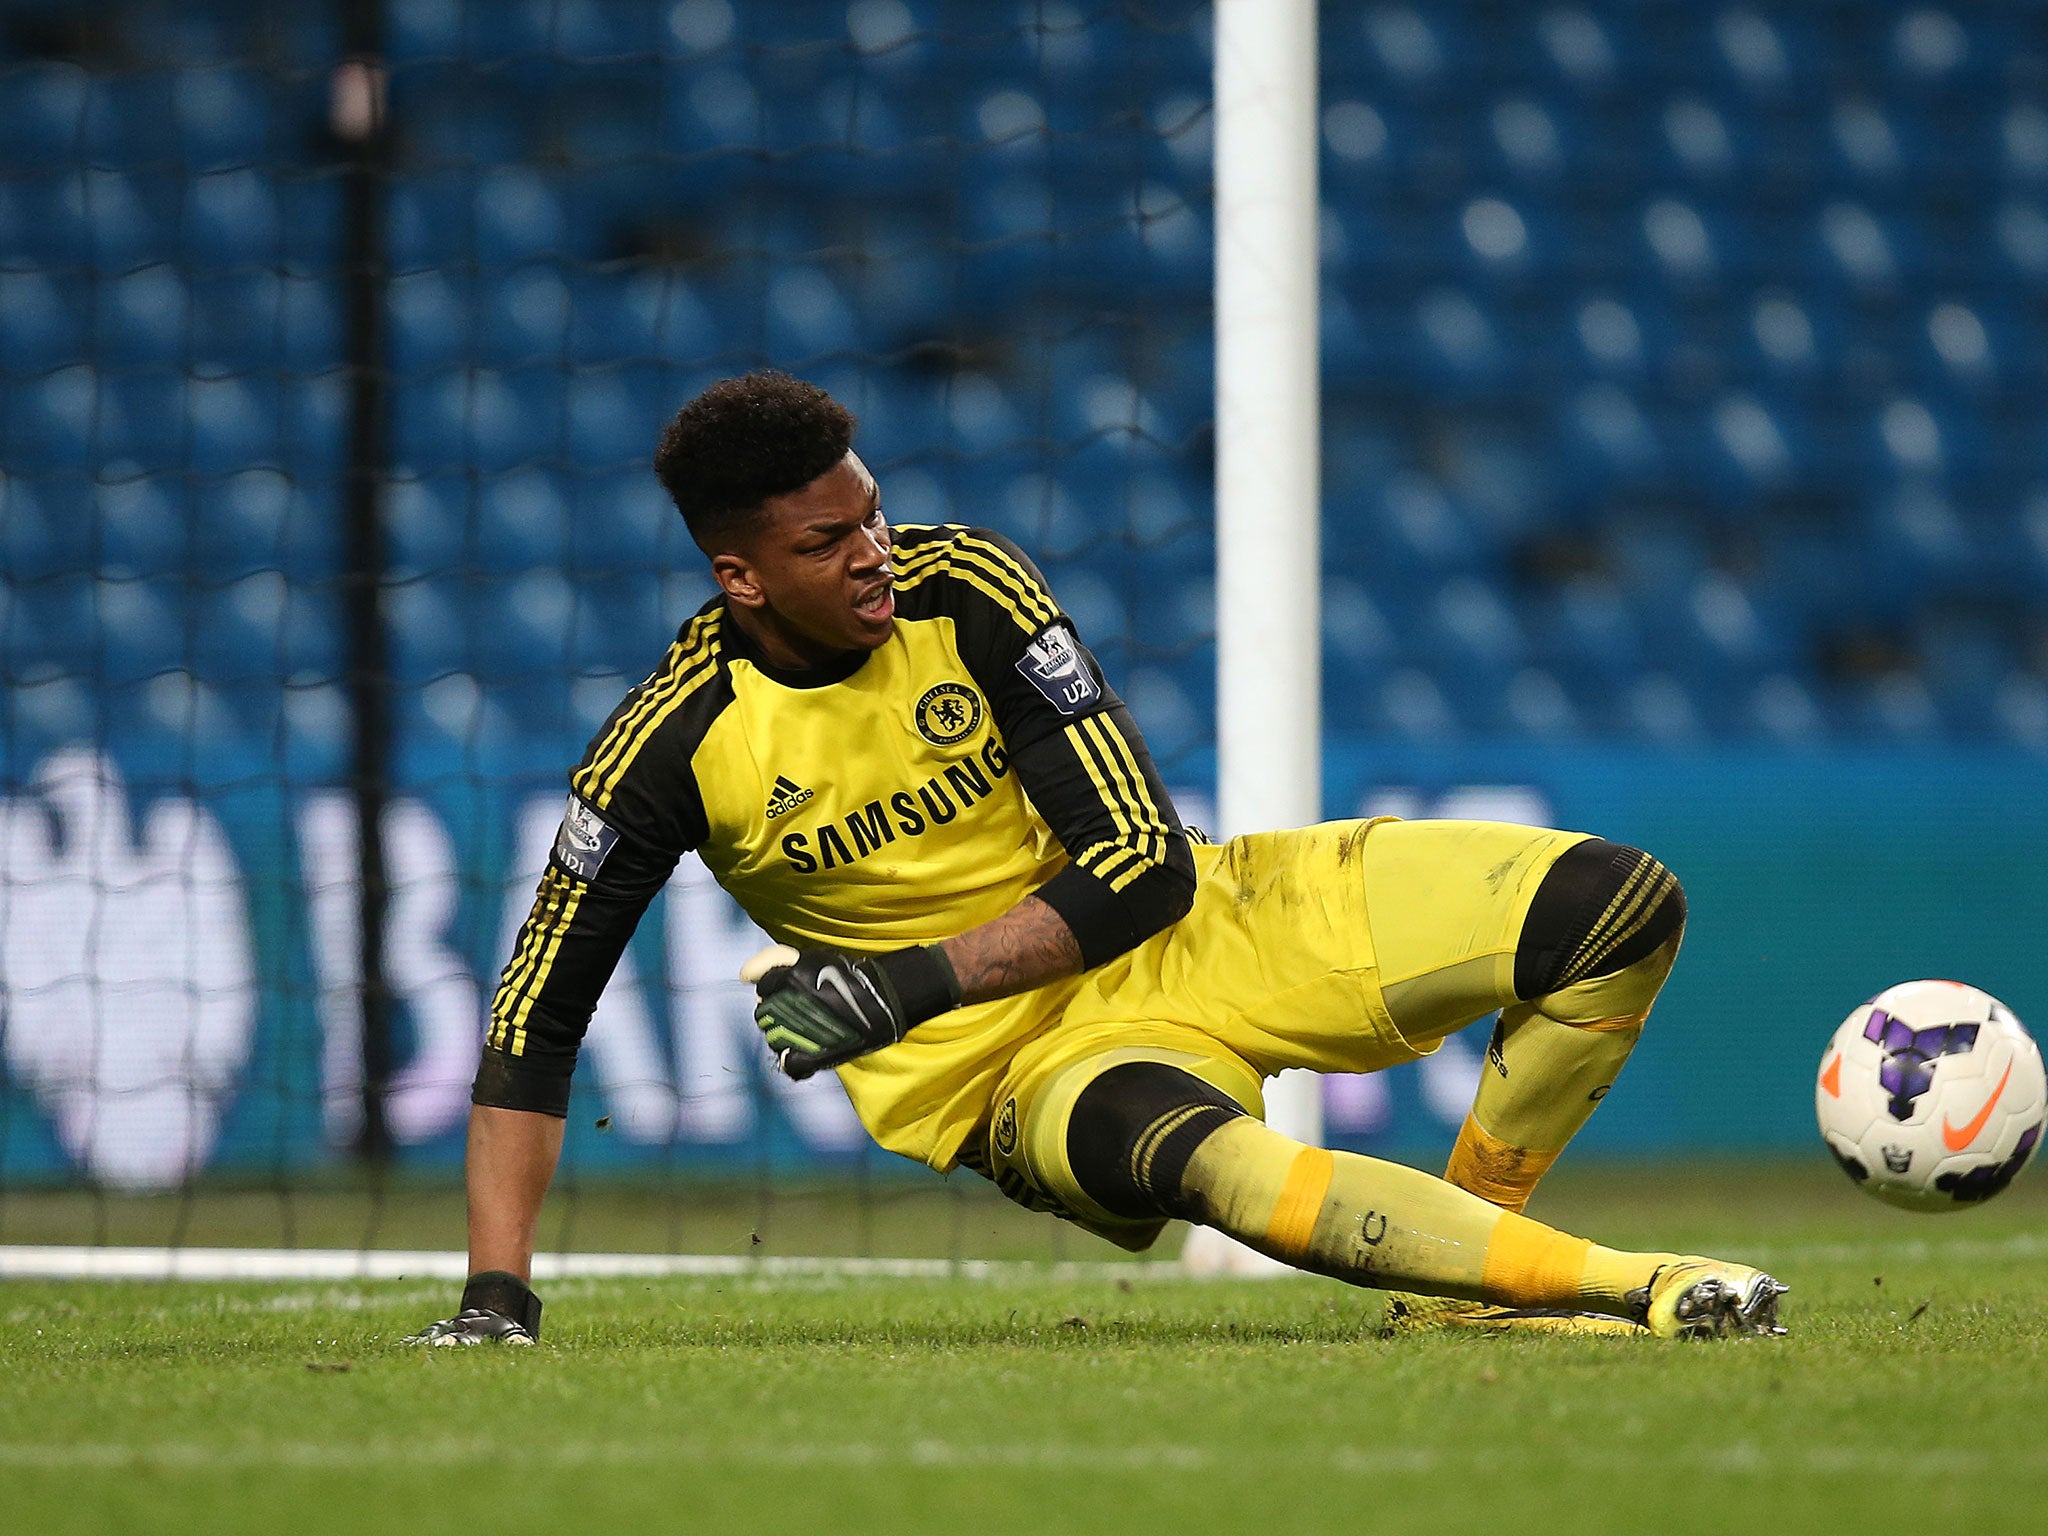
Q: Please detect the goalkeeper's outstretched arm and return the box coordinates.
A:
[407,801,678,1343]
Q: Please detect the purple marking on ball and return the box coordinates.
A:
[1862,1009,1980,1122]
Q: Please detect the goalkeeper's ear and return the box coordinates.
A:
[739,943,801,987]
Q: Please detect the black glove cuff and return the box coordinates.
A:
[871,945,962,1028]
[461,1270,543,1339]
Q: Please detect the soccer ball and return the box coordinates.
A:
[1816,980,2047,1212]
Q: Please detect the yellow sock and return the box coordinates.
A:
[1478,1210,1673,1311]
[1445,998,1651,1213]
[1178,1116,1667,1311]
[1444,1116,1558,1215]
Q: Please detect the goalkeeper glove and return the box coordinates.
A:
[402,1270,542,1346]
[742,943,960,1080]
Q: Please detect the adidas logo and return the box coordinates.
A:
[765,775,813,819]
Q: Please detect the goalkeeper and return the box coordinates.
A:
[409,372,1785,1347]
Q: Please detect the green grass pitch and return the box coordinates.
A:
[4,1160,2047,1535]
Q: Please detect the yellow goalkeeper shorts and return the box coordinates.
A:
[974,817,1595,1244]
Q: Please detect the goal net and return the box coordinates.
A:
[0,0,1223,1269]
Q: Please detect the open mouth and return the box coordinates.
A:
[853,580,894,618]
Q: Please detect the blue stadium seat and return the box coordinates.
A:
[1323,574,1397,672]
[1619,671,1715,744]
[1500,665,1589,740]
[386,578,469,683]
[384,473,470,579]
[1807,198,1920,291]
[1637,193,1733,289]
[0,174,84,269]
[1037,561,1128,656]
[0,63,91,160]
[478,468,572,572]
[1528,575,1646,688]
[185,168,278,269]
[2,270,87,374]
[566,269,719,367]
[1664,570,1799,682]
[184,272,340,371]
[1369,470,1490,572]
[1863,483,1984,602]
[1707,7,1820,96]
[175,67,272,171]
[1119,664,1207,760]
[991,471,1097,564]
[473,167,575,267]
[833,376,946,473]
[12,368,96,469]
[764,266,859,361]
[1742,671,1830,745]
[192,573,341,683]
[387,0,466,62]
[388,270,473,373]
[1341,3,1472,99]
[188,374,283,475]
[567,573,669,671]
[1992,673,2048,750]
[1699,390,1806,494]
[1915,294,2004,391]
[388,172,474,273]
[565,470,679,572]
[281,372,348,475]
[399,366,566,474]
[78,74,172,167]
[84,371,182,470]
[95,264,187,367]
[464,567,665,678]
[479,265,570,366]
[567,366,666,470]
[1371,665,1463,740]
[1652,92,1745,184]
[1422,574,1528,680]
[274,178,342,276]
[403,86,528,170]
[1839,671,1946,742]
[1407,286,1511,392]
[191,470,339,580]
[74,169,178,273]
[7,578,98,671]
[1885,8,1986,87]
[513,0,658,62]
[1605,517,1709,603]
[96,476,190,573]
[96,576,185,685]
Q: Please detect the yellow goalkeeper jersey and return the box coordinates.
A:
[476,524,1196,1169]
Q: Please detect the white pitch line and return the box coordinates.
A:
[0,1246,1181,1284]
[5,1229,2045,1285]
[1,1437,2043,1477]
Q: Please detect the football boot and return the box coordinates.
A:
[1626,1258,1789,1339]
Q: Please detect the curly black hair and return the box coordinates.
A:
[653,371,858,553]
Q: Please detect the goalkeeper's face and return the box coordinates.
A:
[718,452,896,664]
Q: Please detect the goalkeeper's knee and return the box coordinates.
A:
[1515,838,1685,1025]
[1063,1062,1247,1220]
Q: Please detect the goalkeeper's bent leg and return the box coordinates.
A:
[1066,1062,1673,1315]
[1370,834,1687,1216]
[1176,1112,1672,1312]
[1442,844,1685,1214]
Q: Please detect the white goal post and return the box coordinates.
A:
[1183,0,1323,1276]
